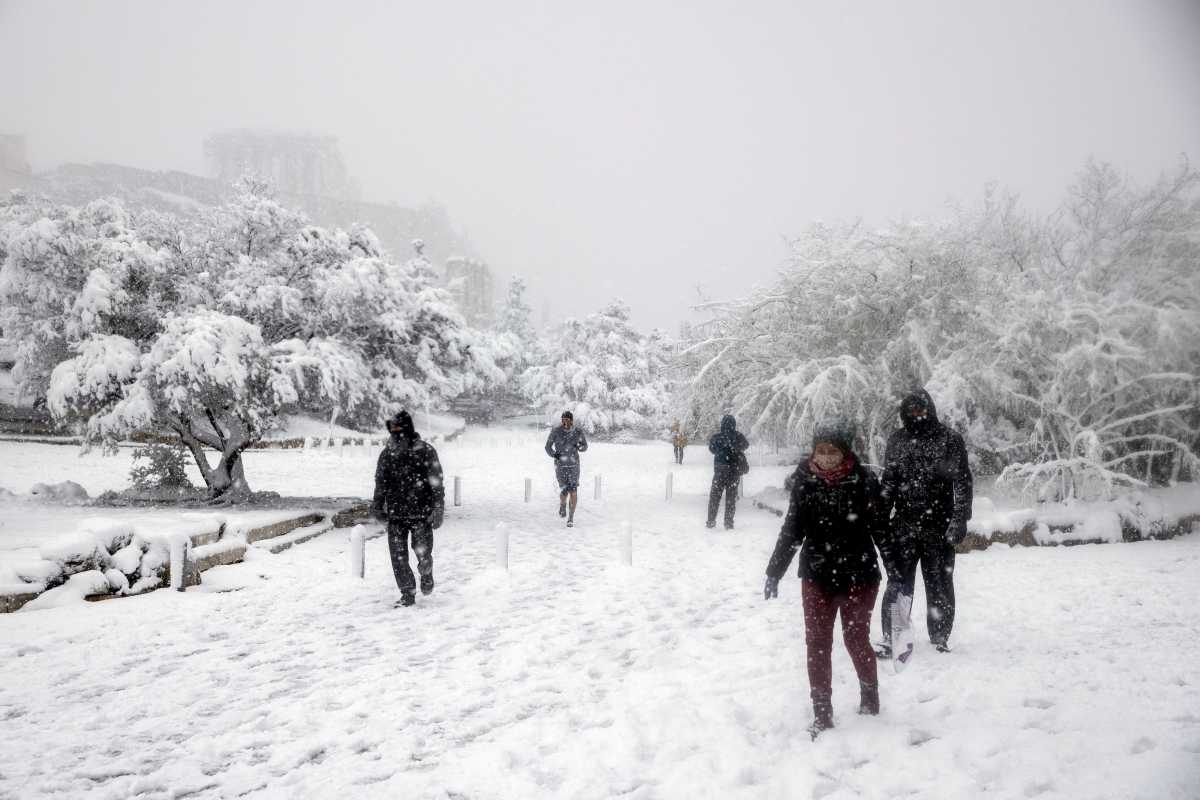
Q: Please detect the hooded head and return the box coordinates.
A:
[386,410,416,442]
[900,390,939,434]
[720,415,737,434]
[812,419,856,455]
[561,410,574,429]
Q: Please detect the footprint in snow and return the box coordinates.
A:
[1129,737,1156,754]
[908,729,937,746]
[1022,697,1054,710]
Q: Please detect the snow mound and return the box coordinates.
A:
[28,481,89,504]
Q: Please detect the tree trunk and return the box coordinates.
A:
[206,449,252,499]
[172,415,254,501]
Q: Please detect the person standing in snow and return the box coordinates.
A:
[670,420,688,465]
[545,410,588,527]
[763,420,885,739]
[371,410,445,607]
[706,414,749,529]
[876,390,973,655]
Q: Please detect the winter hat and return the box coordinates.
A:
[812,419,855,454]
[720,414,737,433]
[387,410,416,439]
[561,410,574,421]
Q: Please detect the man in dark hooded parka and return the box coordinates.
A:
[877,390,973,654]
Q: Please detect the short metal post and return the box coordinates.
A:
[169,534,187,592]
[349,525,365,579]
[666,472,673,501]
[594,474,602,501]
[524,477,532,503]
[619,521,633,566]
[453,476,462,507]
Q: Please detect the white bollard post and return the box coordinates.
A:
[524,477,532,503]
[453,476,462,507]
[169,533,187,592]
[666,471,674,501]
[349,525,365,579]
[594,474,602,501]
[495,522,509,571]
[619,520,633,566]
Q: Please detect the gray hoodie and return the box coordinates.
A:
[545,425,589,466]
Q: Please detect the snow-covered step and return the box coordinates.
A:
[259,520,335,554]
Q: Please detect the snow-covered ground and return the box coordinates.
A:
[1,430,1199,798]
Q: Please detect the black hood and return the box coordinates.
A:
[387,409,417,441]
[900,389,939,432]
[720,415,737,434]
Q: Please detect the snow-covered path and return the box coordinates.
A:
[1,432,1199,799]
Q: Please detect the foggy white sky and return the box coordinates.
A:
[2,0,1198,332]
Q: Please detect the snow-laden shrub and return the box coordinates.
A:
[129,443,195,491]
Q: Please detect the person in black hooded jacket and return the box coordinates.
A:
[706,414,749,529]
[877,390,972,654]
[372,410,445,607]
[764,419,885,738]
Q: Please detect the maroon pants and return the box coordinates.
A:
[802,579,879,696]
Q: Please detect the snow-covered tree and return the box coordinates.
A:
[524,300,670,436]
[1,181,503,499]
[681,159,1200,491]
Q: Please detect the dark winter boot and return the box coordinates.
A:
[397,593,415,607]
[559,501,567,518]
[933,641,952,653]
[420,575,434,596]
[874,642,893,660]
[858,681,879,716]
[808,691,834,740]
[705,520,716,529]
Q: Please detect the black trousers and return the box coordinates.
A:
[387,518,433,596]
[880,528,956,645]
[706,467,739,526]
[673,445,685,464]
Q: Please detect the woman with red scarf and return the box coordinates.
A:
[763,419,888,739]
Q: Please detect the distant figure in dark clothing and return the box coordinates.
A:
[372,410,445,607]
[670,420,688,464]
[707,414,749,529]
[545,410,588,527]
[764,420,885,738]
[877,390,973,654]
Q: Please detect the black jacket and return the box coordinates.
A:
[765,458,885,592]
[373,434,445,521]
[708,415,749,469]
[880,390,972,535]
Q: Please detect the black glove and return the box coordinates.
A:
[370,504,386,522]
[946,519,968,545]
[764,576,779,600]
[430,507,444,530]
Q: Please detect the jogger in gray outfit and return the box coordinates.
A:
[545,410,589,527]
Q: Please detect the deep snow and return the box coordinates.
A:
[0,429,1198,799]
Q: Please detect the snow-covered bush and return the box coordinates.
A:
[129,443,194,492]
[523,300,672,436]
[682,160,1200,494]
[1,180,501,498]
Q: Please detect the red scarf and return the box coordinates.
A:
[809,452,855,486]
